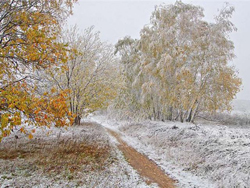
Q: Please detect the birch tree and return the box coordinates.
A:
[114,1,241,122]
[48,26,120,124]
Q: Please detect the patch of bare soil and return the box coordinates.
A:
[107,128,176,188]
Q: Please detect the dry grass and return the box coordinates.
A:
[0,141,110,174]
[0,121,155,188]
[0,122,112,179]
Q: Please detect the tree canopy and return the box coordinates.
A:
[0,0,77,140]
[113,1,241,122]
[47,26,120,125]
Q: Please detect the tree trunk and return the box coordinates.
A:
[152,105,157,120]
[190,101,200,123]
[180,110,184,123]
[74,115,81,125]
[167,106,173,121]
[174,110,180,121]
[186,108,192,122]
[157,110,161,120]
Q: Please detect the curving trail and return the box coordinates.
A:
[107,128,176,188]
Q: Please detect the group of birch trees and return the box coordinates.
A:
[112,1,241,122]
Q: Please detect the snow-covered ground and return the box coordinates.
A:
[0,122,156,188]
[90,115,250,188]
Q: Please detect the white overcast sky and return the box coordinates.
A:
[68,0,250,100]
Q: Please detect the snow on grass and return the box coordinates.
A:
[0,122,156,188]
[90,115,250,188]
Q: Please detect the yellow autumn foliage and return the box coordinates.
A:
[0,0,77,141]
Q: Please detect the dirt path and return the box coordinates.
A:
[107,128,176,188]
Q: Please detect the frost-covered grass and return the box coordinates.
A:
[196,99,250,127]
[197,112,250,127]
[91,115,250,188]
[0,122,155,188]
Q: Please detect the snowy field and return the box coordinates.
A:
[1,103,249,188]
[91,115,250,188]
[0,122,155,188]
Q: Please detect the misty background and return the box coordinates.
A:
[67,0,250,101]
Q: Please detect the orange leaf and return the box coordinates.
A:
[20,127,25,133]
[28,133,33,139]
[51,88,56,93]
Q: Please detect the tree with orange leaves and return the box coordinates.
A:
[0,0,77,141]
